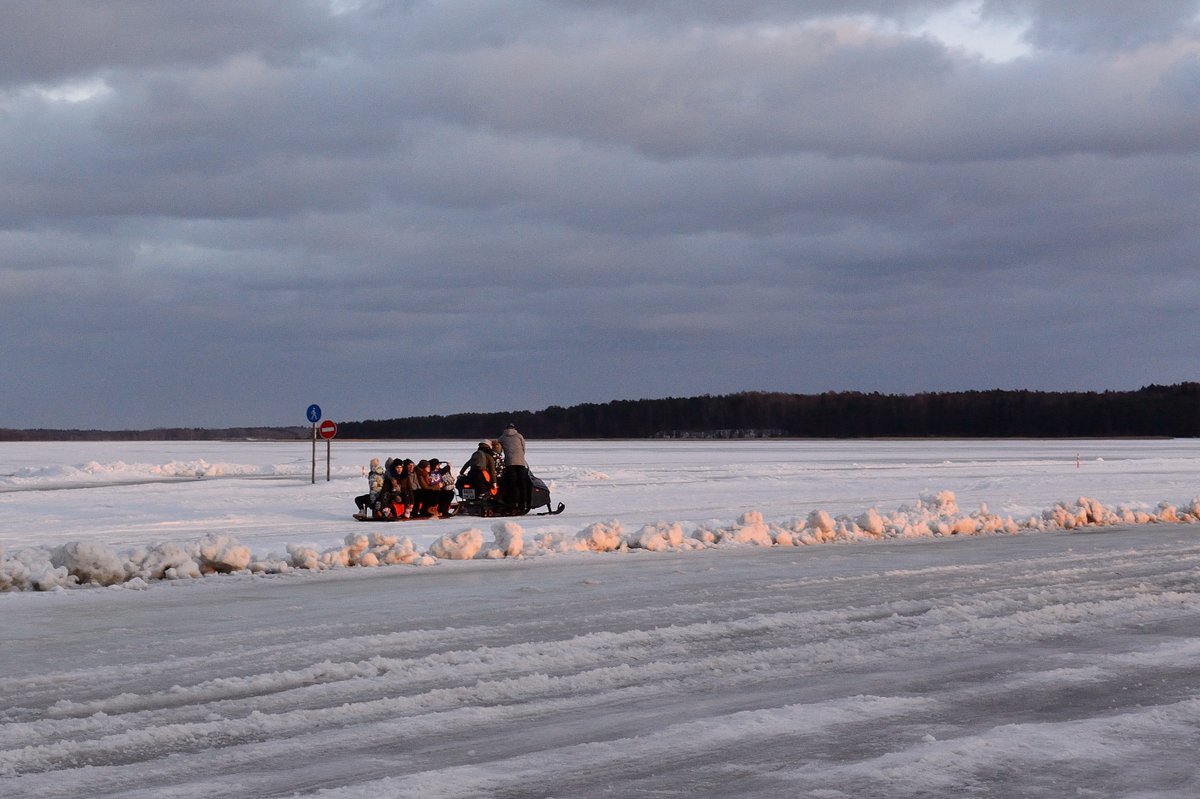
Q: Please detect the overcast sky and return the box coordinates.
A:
[2,1,1198,429]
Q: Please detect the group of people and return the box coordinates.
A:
[355,456,457,519]
[354,424,533,519]
[459,424,532,512]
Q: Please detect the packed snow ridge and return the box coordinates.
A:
[4,491,1200,592]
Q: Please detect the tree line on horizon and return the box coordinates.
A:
[0,426,310,442]
[340,383,1200,439]
[3,384,1197,441]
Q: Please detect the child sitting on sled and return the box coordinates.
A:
[355,458,387,516]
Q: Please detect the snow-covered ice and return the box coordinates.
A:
[3,438,1200,797]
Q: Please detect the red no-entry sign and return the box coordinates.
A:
[318,419,337,440]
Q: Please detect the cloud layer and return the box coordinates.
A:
[3,1,1199,427]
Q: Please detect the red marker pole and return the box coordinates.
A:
[318,420,338,482]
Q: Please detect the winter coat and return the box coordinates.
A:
[466,444,498,484]
[368,465,386,495]
[499,427,527,467]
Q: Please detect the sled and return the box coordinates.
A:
[353,505,460,522]
[455,473,565,518]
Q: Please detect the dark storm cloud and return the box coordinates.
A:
[1,1,1198,428]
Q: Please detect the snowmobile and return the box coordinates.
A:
[454,472,565,517]
[353,472,564,521]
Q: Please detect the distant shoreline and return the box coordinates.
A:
[5,385,1198,440]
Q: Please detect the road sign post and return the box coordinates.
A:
[318,420,337,482]
[307,405,322,484]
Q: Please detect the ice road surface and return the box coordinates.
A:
[3,438,1200,797]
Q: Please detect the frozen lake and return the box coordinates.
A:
[3,437,1199,554]
[3,439,1200,797]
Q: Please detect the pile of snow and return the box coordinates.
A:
[0,459,295,488]
[695,511,774,546]
[576,520,625,552]
[287,532,432,569]
[624,521,686,551]
[480,522,524,559]
[428,529,485,560]
[5,492,1200,592]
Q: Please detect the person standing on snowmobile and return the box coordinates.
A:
[499,423,531,512]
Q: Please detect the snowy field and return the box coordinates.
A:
[3,438,1200,797]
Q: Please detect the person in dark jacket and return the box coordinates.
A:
[414,459,440,518]
[461,441,498,497]
[376,457,409,518]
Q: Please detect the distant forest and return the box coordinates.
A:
[4,384,1198,441]
[340,383,1200,440]
[0,426,309,442]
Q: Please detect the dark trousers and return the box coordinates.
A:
[415,488,440,516]
[504,465,531,510]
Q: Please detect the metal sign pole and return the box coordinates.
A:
[306,404,322,485]
[326,438,332,482]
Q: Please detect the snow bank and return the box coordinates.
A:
[479,522,524,559]
[287,532,428,569]
[695,511,774,546]
[0,459,290,488]
[576,520,625,552]
[624,521,685,551]
[51,542,126,586]
[4,492,1200,592]
[428,529,484,560]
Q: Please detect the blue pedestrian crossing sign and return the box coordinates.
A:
[306,404,322,424]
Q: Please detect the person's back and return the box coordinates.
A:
[499,425,526,466]
[499,424,531,510]
[468,443,494,476]
[465,442,497,495]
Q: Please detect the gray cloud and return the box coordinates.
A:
[0,1,335,87]
[983,0,1200,52]
[2,1,1198,428]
